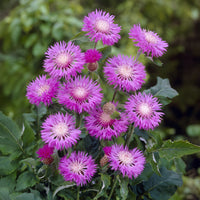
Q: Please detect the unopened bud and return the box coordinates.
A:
[103,102,116,115]
[42,157,54,165]
[100,155,109,167]
[87,62,99,72]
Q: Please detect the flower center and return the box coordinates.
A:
[56,53,72,67]
[117,65,133,79]
[138,103,152,117]
[118,151,134,165]
[100,112,112,125]
[95,19,110,33]
[52,122,69,137]
[144,32,157,44]
[70,161,86,175]
[73,87,88,101]
[37,84,50,96]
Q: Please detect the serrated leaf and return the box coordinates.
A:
[16,171,38,191]
[150,140,200,160]
[0,156,18,176]
[146,153,161,176]
[186,124,200,137]
[0,111,24,158]
[143,167,182,200]
[119,177,129,200]
[145,77,178,99]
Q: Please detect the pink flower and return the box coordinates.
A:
[104,54,146,92]
[26,75,59,106]
[59,151,97,186]
[43,41,85,79]
[129,24,168,58]
[36,144,54,165]
[85,49,102,63]
[85,106,128,140]
[82,9,121,46]
[125,92,164,130]
[41,112,81,150]
[57,76,103,114]
[108,144,145,179]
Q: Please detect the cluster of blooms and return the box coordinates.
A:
[27,9,168,186]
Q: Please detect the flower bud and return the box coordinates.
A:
[87,62,99,72]
[100,155,109,167]
[102,102,116,115]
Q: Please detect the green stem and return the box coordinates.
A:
[77,186,80,200]
[112,88,118,102]
[75,113,82,128]
[94,42,98,49]
[125,125,135,147]
[108,175,118,200]
[136,50,142,61]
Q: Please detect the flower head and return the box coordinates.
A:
[36,144,54,164]
[104,55,146,92]
[41,112,81,150]
[85,106,128,140]
[125,92,164,130]
[85,49,102,63]
[43,41,85,79]
[26,75,59,106]
[57,76,103,113]
[82,9,121,46]
[59,151,97,186]
[108,144,145,179]
[129,24,168,58]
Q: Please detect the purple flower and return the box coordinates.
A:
[104,55,146,92]
[82,9,121,46]
[85,49,102,63]
[85,106,128,140]
[129,24,168,58]
[125,92,164,130]
[108,144,145,179]
[57,76,103,114]
[26,75,59,106]
[59,151,97,186]
[36,144,54,164]
[43,41,85,79]
[41,112,81,150]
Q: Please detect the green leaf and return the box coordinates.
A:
[119,177,129,200]
[22,120,35,148]
[0,173,16,193]
[98,46,111,61]
[143,167,182,200]
[0,111,24,158]
[186,124,200,137]
[70,31,85,40]
[174,158,186,173]
[0,156,18,176]
[0,187,11,200]
[150,140,200,160]
[146,153,161,176]
[10,193,36,200]
[94,173,111,199]
[144,77,178,103]
[16,171,38,191]
[53,183,76,198]
[146,56,163,67]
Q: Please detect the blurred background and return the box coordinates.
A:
[0,0,200,199]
